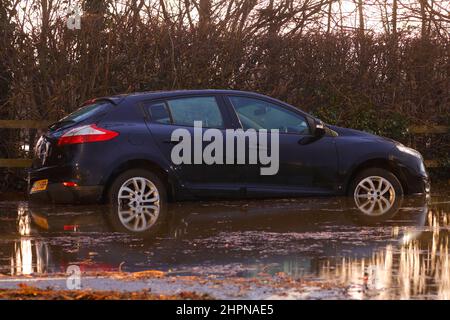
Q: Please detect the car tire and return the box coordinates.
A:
[107,168,167,237]
[349,168,403,218]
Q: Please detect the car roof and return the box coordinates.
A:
[95,89,317,121]
[98,89,274,104]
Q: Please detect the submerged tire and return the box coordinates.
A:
[107,169,167,236]
[349,168,403,218]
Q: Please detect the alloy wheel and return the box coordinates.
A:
[117,177,160,231]
[354,176,396,216]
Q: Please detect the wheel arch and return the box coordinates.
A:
[345,158,408,195]
[101,158,175,202]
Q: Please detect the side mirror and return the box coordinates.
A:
[314,120,326,138]
[298,119,326,145]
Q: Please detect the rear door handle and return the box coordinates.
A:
[163,140,179,145]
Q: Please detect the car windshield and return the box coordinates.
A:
[49,101,112,131]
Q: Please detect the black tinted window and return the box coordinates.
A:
[167,97,224,128]
[50,101,112,131]
[149,102,171,124]
[229,96,310,134]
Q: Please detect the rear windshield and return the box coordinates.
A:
[49,101,112,131]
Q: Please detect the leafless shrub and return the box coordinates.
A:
[0,0,448,188]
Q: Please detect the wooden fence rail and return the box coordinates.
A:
[408,125,449,134]
[0,120,52,129]
[408,125,449,168]
[0,159,33,168]
[0,120,448,168]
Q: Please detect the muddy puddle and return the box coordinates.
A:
[1,191,450,299]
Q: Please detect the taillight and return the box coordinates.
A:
[63,225,79,231]
[62,181,78,187]
[57,124,119,146]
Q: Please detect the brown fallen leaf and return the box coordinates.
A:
[130,270,166,279]
[0,286,212,300]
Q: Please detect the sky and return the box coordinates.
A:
[12,0,450,35]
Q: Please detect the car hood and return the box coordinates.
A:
[328,125,399,145]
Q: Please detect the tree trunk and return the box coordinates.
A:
[357,0,364,35]
[199,0,211,37]
[392,0,398,37]
[327,0,333,33]
[419,0,428,38]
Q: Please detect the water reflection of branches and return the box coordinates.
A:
[318,205,450,299]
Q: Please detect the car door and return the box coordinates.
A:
[142,95,244,197]
[225,95,339,196]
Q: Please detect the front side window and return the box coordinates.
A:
[229,96,310,134]
[148,97,224,128]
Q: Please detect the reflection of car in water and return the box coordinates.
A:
[28,90,430,235]
[7,195,429,277]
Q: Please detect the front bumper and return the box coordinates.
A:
[400,169,430,195]
[392,147,431,195]
[411,176,430,195]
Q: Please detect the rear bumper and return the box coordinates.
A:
[28,165,104,204]
[29,183,103,204]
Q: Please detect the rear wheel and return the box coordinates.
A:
[107,169,167,236]
[349,168,403,217]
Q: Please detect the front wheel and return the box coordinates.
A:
[349,168,403,217]
[107,169,167,236]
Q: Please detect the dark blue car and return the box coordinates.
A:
[29,90,429,233]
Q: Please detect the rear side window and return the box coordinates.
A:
[148,102,171,124]
[148,97,224,128]
[50,101,112,131]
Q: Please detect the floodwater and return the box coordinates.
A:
[0,191,450,299]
